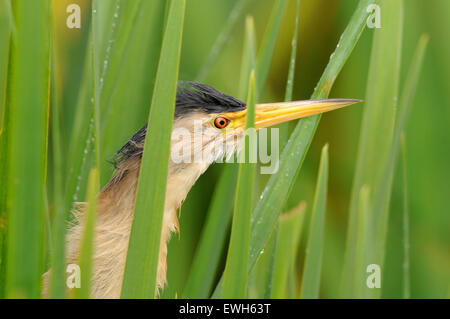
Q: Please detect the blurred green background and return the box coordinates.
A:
[5,0,449,298]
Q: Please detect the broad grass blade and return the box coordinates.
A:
[121,0,186,298]
[221,71,257,298]
[5,0,50,298]
[48,51,67,298]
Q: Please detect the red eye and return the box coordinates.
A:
[214,117,230,129]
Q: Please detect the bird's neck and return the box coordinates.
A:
[66,157,209,298]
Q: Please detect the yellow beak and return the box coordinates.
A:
[224,99,361,129]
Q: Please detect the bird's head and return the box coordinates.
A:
[114,82,360,169]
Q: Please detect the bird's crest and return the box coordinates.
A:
[175,81,246,117]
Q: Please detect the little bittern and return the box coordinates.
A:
[43,82,360,298]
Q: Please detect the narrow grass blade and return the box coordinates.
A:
[183,18,256,298]
[48,50,67,298]
[300,144,329,299]
[0,0,10,120]
[221,71,256,299]
[91,2,103,178]
[271,202,306,298]
[90,0,110,182]
[400,134,410,299]
[279,0,301,146]
[121,0,185,298]
[239,16,257,99]
[63,39,95,208]
[73,168,99,299]
[284,0,300,103]
[5,0,50,298]
[0,0,11,298]
[342,0,408,298]
[212,0,374,297]
[354,185,370,298]
[92,0,118,57]
[196,0,254,82]
[255,0,287,95]
[3,0,15,36]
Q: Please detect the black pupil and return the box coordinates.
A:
[220,120,225,125]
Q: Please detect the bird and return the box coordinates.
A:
[42,81,360,298]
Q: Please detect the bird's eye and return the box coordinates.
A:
[214,117,230,129]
